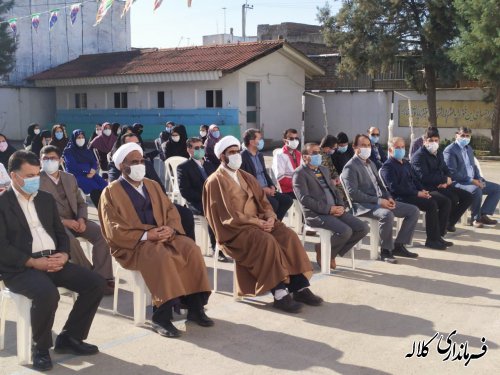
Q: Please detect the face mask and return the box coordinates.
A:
[171,136,181,143]
[128,164,146,182]
[393,148,405,160]
[287,139,299,150]
[42,160,60,174]
[17,174,40,195]
[337,145,348,154]
[0,141,7,152]
[96,130,102,136]
[116,128,122,135]
[34,129,41,135]
[211,130,220,139]
[193,149,205,160]
[76,138,85,147]
[425,142,439,154]
[165,127,172,133]
[55,132,64,140]
[310,154,322,167]
[43,139,51,146]
[227,153,242,170]
[358,147,372,160]
[257,139,264,151]
[103,129,112,137]
[327,149,335,155]
[457,137,470,147]
[369,135,379,144]
[200,130,207,137]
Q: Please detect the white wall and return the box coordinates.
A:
[0,87,56,140]
[304,88,491,143]
[6,1,131,85]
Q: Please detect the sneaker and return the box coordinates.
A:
[479,215,498,226]
[293,288,323,306]
[393,244,418,258]
[473,220,484,228]
[380,249,398,264]
[273,294,303,313]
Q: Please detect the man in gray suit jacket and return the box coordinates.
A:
[341,134,420,263]
[293,143,369,269]
[39,146,113,292]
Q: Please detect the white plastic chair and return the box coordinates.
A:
[340,176,380,260]
[194,215,212,257]
[213,246,241,301]
[77,238,93,264]
[112,264,149,326]
[164,156,187,204]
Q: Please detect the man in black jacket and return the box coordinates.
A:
[240,129,293,221]
[411,128,473,232]
[0,151,104,371]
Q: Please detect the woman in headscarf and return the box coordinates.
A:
[199,124,209,144]
[31,130,52,157]
[63,129,108,207]
[89,122,117,171]
[49,124,69,154]
[89,123,103,143]
[161,124,189,159]
[0,133,17,167]
[111,122,121,137]
[24,123,41,149]
[132,123,145,149]
[204,124,221,166]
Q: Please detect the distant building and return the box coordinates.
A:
[258,22,324,44]
[203,33,257,45]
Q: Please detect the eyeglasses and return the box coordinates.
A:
[191,146,205,150]
[287,137,300,141]
[371,133,380,137]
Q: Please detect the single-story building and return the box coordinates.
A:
[28,40,324,141]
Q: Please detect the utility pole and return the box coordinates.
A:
[242,1,253,41]
[222,7,227,38]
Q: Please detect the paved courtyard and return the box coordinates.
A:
[1,160,499,374]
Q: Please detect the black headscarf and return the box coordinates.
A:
[162,124,189,159]
[63,129,96,164]
[31,130,51,157]
[0,133,17,166]
[24,123,40,148]
[49,124,69,154]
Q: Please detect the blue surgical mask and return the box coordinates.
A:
[327,149,336,155]
[393,148,405,160]
[257,139,264,151]
[212,130,220,139]
[165,127,172,133]
[369,135,379,144]
[55,131,64,140]
[457,137,470,147]
[338,145,348,154]
[17,174,40,195]
[310,154,322,167]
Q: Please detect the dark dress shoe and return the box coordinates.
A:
[273,294,303,313]
[54,334,99,355]
[151,319,182,338]
[32,348,53,371]
[380,249,398,264]
[447,225,456,232]
[187,310,215,327]
[425,240,447,250]
[293,288,323,306]
[393,244,418,258]
[439,238,454,247]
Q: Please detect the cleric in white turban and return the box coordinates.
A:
[112,142,143,171]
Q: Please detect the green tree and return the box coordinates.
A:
[317,0,458,127]
[450,0,500,154]
[0,0,15,77]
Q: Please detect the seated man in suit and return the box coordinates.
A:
[368,126,387,169]
[99,143,213,338]
[204,136,322,313]
[293,143,369,270]
[341,134,420,263]
[444,126,500,228]
[177,137,227,262]
[0,151,104,371]
[39,145,114,293]
[108,132,195,241]
[380,137,452,250]
[411,128,473,232]
[240,128,293,221]
[272,128,302,199]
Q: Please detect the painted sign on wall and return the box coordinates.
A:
[399,100,494,129]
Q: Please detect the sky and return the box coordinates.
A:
[130,0,341,48]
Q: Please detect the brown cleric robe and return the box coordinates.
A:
[203,166,312,296]
[99,178,211,307]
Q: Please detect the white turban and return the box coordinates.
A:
[112,143,143,171]
[214,135,240,159]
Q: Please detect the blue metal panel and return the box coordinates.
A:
[56,108,240,140]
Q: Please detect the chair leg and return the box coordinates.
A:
[0,295,7,350]
[132,277,146,326]
[369,221,380,260]
[320,231,331,275]
[233,262,242,301]
[213,247,219,293]
[113,267,120,315]
[15,296,32,365]
[351,243,359,270]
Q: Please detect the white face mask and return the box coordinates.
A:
[287,139,299,150]
[425,141,439,154]
[42,159,60,174]
[128,164,146,182]
[103,129,112,137]
[34,129,41,135]
[200,130,207,137]
[358,147,372,160]
[227,153,242,170]
[96,130,102,136]
[171,136,181,143]
[76,138,85,147]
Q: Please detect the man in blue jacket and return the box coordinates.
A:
[443,127,500,228]
[411,128,473,232]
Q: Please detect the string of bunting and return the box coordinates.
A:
[0,0,194,33]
